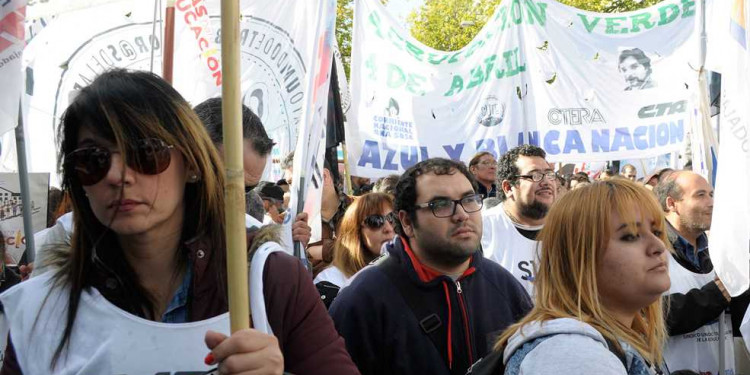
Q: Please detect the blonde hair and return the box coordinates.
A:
[333,193,393,277]
[495,179,668,365]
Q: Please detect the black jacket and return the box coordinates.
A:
[329,236,531,375]
[665,223,750,337]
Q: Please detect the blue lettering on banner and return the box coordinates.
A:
[357,140,430,170]
[443,143,465,160]
[358,120,684,170]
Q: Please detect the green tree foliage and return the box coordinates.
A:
[336,0,355,78]
[408,0,666,52]
[336,0,389,79]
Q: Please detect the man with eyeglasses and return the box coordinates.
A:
[481,144,557,294]
[329,158,531,375]
[468,151,498,199]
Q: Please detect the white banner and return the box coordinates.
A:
[0,0,25,136]
[286,0,337,252]
[20,0,328,185]
[710,0,750,297]
[348,0,702,177]
[174,0,328,181]
[0,172,48,264]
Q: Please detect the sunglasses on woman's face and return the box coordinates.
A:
[65,138,174,186]
[362,212,396,229]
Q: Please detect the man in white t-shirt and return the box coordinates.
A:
[481,145,557,295]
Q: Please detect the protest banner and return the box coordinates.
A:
[348,0,703,177]
[285,0,337,256]
[711,0,750,298]
[0,0,25,137]
[20,0,329,185]
[0,172,48,263]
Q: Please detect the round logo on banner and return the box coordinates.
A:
[477,95,505,127]
[51,22,163,128]
[222,16,306,153]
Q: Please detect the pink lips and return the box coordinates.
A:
[649,262,668,272]
[110,199,143,212]
[453,227,474,237]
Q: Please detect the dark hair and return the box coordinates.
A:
[373,174,400,196]
[496,144,546,201]
[393,158,477,235]
[618,48,652,74]
[570,172,591,183]
[193,97,275,156]
[47,187,64,228]
[55,69,227,368]
[468,151,494,168]
[245,189,265,223]
[653,172,684,212]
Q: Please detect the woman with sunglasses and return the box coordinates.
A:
[314,193,395,307]
[470,179,670,375]
[0,70,358,375]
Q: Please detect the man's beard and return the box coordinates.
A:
[412,221,477,269]
[680,212,711,233]
[520,200,550,220]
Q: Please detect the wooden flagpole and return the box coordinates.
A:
[221,0,250,332]
[162,0,176,84]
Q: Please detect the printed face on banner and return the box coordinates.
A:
[348,0,700,178]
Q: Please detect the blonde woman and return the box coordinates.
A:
[481,179,670,375]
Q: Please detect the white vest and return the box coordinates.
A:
[664,255,734,375]
[481,205,539,295]
[0,242,283,374]
[313,266,349,289]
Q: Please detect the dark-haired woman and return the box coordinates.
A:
[0,70,358,375]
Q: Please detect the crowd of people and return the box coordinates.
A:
[0,69,743,375]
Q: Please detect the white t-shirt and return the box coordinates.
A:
[481,205,540,295]
[313,266,348,289]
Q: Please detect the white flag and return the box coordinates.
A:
[0,0,25,136]
[285,0,337,254]
[710,0,750,297]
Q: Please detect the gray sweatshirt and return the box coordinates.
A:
[502,318,634,375]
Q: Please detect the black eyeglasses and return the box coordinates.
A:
[515,171,558,183]
[414,194,483,218]
[65,138,174,186]
[362,213,396,229]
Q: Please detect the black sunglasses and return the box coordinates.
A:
[65,138,174,186]
[363,213,396,229]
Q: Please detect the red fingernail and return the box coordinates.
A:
[204,353,215,365]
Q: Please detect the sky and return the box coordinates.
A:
[384,0,425,27]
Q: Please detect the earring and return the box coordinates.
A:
[189,175,199,182]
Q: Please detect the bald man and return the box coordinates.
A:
[655,172,748,374]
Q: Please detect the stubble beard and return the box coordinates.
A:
[412,221,478,269]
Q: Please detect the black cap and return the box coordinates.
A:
[255,181,284,202]
[276,179,289,186]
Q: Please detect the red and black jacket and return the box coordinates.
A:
[329,236,532,375]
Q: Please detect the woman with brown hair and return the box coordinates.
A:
[314,192,395,307]
[0,70,358,375]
